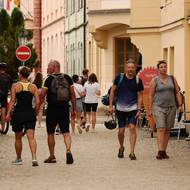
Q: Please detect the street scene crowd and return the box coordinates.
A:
[0,58,188,169]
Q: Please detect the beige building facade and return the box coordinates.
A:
[41,0,65,75]
[65,0,87,76]
[87,0,190,109]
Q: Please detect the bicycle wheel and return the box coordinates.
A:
[1,121,9,135]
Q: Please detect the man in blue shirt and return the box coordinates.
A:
[109,59,144,160]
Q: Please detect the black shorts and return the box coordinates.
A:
[0,96,7,108]
[85,103,98,112]
[116,110,138,128]
[82,102,86,112]
[11,109,36,132]
[12,121,36,133]
[46,107,70,134]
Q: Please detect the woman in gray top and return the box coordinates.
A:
[149,60,183,159]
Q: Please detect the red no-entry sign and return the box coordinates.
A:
[16,46,31,62]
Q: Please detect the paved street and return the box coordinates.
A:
[0,116,190,190]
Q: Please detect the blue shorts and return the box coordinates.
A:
[116,110,138,128]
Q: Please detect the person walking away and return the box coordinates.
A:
[109,59,144,160]
[84,73,100,132]
[149,60,182,159]
[80,69,89,128]
[28,60,41,83]
[70,75,85,134]
[33,72,44,128]
[41,60,76,164]
[0,62,13,134]
[6,66,40,166]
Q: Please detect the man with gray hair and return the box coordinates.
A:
[109,59,144,160]
[41,60,76,164]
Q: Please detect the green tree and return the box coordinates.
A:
[0,8,37,79]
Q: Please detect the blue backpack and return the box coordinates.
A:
[101,73,139,106]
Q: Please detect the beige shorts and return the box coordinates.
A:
[153,105,176,129]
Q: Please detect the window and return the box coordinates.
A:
[0,0,4,9]
[163,48,168,62]
[80,0,83,9]
[78,0,80,11]
[169,47,174,75]
[73,0,75,13]
[72,43,75,74]
[71,0,75,14]
[65,0,68,16]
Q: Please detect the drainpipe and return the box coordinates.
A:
[33,0,41,65]
[83,0,86,68]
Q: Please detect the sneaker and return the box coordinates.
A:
[66,152,74,164]
[81,125,86,129]
[129,153,137,160]
[118,147,125,158]
[12,159,23,165]
[185,136,190,141]
[44,156,56,163]
[81,120,86,128]
[32,160,39,167]
[77,127,82,134]
[85,125,90,132]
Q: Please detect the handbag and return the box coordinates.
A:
[104,113,117,130]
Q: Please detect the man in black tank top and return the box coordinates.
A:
[6,66,39,166]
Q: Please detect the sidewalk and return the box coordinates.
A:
[0,115,190,190]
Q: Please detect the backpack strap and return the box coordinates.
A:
[117,73,124,87]
[170,75,178,93]
[153,76,158,90]
[136,76,139,85]
[117,74,140,88]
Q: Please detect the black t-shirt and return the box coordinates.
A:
[43,73,73,108]
[0,72,13,97]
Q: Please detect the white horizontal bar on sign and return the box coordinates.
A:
[17,52,30,55]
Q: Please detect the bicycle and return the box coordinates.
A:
[0,105,10,135]
[0,97,26,136]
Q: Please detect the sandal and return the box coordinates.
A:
[44,156,56,163]
[129,153,137,160]
[32,160,39,167]
[118,147,125,158]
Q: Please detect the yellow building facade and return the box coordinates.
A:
[87,0,190,110]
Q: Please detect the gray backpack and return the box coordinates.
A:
[51,74,70,104]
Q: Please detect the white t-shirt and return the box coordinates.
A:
[84,82,100,103]
[74,83,85,99]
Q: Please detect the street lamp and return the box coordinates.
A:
[18,29,28,46]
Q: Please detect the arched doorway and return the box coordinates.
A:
[115,37,142,75]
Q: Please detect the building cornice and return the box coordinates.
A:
[65,22,88,34]
[41,15,65,30]
[128,18,185,34]
[88,9,130,15]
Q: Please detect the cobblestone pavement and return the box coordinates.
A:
[0,117,190,190]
